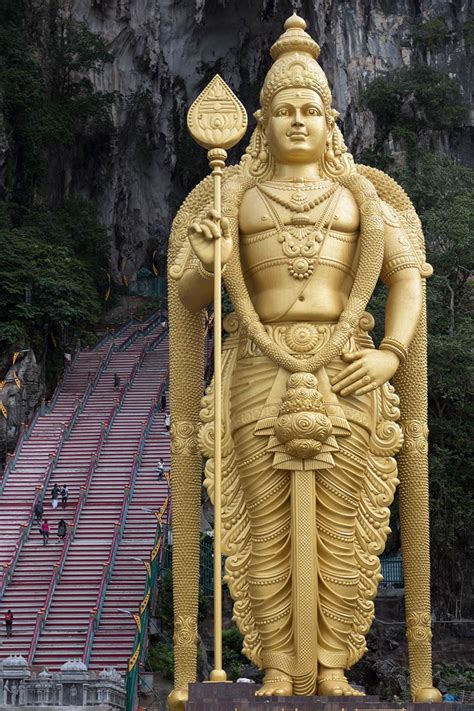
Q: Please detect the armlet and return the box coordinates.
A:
[380,201,428,282]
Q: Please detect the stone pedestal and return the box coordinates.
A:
[185,683,467,710]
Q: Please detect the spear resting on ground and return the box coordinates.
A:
[167,13,441,709]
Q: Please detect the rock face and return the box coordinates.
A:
[0,351,42,460]
[31,1,474,276]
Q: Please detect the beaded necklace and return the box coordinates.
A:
[256,185,341,280]
[257,181,338,213]
[260,179,332,191]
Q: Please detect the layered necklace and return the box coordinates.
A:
[258,181,338,213]
[256,182,340,280]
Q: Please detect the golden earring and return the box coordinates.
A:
[258,131,268,164]
[325,138,335,163]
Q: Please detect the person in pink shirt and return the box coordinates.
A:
[40,519,49,546]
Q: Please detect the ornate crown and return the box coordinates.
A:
[259,14,335,122]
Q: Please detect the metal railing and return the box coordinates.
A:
[380,555,404,589]
[144,327,168,353]
[47,338,115,414]
[26,398,118,663]
[125,497,171,711]
[0,451,58,598]
[27,526,73,664]
[117,314,164,352]
[0,379,96,596]
[0,338,82,458]
[27,357,142,663]
[93,318,139,352]
[46,341,83,411]
[81,394,160,667]
[161,533,220,598]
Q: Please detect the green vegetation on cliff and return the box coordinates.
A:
[361,65,466,154]
[361,68,473,617]
[0,1,113,376]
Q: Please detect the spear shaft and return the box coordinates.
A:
[186,75,247,686]
[208,148,226,682]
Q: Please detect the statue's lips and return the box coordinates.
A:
[288,133,308,141]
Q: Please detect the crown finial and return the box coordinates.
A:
[284,14,307,31]
[270,14,320,60]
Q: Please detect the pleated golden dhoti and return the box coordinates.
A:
[200,320,402,694]
[230,323,378,683]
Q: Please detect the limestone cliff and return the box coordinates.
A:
[68,0,472,279]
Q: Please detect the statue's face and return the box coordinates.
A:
[265,88,328,164]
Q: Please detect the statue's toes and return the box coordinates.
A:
[256,682,292,697]
[275,686,292,696]
[342,687,364,696]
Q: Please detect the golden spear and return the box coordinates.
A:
[186,76,247,683]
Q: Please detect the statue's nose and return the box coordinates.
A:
[292,109,304,126]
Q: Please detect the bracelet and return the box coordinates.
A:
[197,262,226,280]
[380,337,408,365]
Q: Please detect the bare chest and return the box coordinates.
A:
[238,184,360,283]
[239,182,359,236]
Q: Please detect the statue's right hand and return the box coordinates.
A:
[188,209,232,273]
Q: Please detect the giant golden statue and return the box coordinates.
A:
[167,14,441,708]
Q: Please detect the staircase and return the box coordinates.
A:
[0,315,170,673]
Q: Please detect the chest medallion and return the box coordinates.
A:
[256,184,341,280]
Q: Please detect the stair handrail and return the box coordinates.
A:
[0,450,56,598]
[124,341,148,389]
[145,326,168,353]
[125,495,171,711]
[6,328,115,485]
[0,390,78,496]
[0,520,28,599]
[81,397,159,665]
[27,388,125,663]
[93,317,139,353]
[47,337,86,411]
[127,314,166,353]
[28,354,144,663]
[2,382,82,493]
[139,314,165,342]
[27,525,73,665]
[0,363,102,596]
[47,338,115,414]
[117,323,148,352]
[115,317,152,352]
[23,406,41,442]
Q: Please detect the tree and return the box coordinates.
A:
[0,2,113,385]
[0,227,101,349]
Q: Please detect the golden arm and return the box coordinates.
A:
[178,268,214,313]
[177,209,232,313]
[332,268,423,398]
[384,267,423,348]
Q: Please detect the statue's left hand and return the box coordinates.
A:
[330,349,400,396]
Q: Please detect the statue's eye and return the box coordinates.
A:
[277,108,289,116]
[307,107,319,116]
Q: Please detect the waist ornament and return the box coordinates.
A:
[238,321,361,360]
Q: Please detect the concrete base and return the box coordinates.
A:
[185,683,469,710]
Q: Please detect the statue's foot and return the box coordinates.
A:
[317,675,365,697]
[256,669,293,696]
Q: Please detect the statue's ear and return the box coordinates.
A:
[253,108,265,129]
[326,108,339,139]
